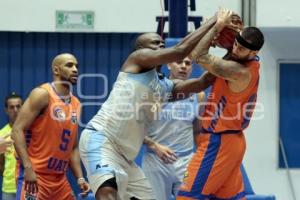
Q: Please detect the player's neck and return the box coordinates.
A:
[52,82,71,96]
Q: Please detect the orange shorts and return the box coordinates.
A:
[177,133,246,200]
[16,168,74,200]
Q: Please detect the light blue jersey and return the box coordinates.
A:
[146,94,199,156]
[143,93,200,200]
[86,68,174,161]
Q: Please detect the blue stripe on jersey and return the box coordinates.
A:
[209,96,227,130]
[177,134,221,199]
[241,93,257,129]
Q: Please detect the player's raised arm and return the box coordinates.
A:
[11,88,49,194]
[171,71,216,99]
[191,9,249,82]
[122,15,217,72]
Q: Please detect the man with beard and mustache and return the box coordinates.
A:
[177,9,264,200]
[11,53,90,200]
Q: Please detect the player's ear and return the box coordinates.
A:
[52,65,59,76]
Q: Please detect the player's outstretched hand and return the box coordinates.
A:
[229,14,243,32]
[217,8,234,28]
[217,8,243,32]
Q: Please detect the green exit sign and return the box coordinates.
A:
[56,11,94,30]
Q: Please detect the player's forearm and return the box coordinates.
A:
[143,136,156,150]
[11,128,32,168]
[191,24,223,62]
[196,54,246,81]
[175,15,217,55]
[69,147,83,179]
[172,72,215,99]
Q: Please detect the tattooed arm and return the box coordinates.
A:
[191,9,250,82]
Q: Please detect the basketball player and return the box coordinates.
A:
[177,9,264,200]
[11,53,90,200]
[79,15,218,200]
[142,56,207,200]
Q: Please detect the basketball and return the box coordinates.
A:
[215,27,239,50]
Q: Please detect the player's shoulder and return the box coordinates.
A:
[30,86,49,99]
[26,86,50,110]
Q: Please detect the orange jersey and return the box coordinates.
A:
[177,58,260,200]
[201,58,260,133]
[25,83,80,174]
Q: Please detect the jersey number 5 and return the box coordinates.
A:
[60,129,71,151]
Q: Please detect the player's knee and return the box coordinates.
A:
[95,186,118,200]
[95,177,118,200]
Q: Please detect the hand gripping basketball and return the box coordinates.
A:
[215,14,244,50]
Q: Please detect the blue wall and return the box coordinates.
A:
[0,32,139,126]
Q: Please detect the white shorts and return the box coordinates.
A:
[142,150,193,200]
[79,129,155,200]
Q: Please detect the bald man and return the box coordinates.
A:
[12,53,90,200]
[79,14,217,200]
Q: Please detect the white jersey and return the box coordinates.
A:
[86,68,174,161]
[146,94,199,156]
